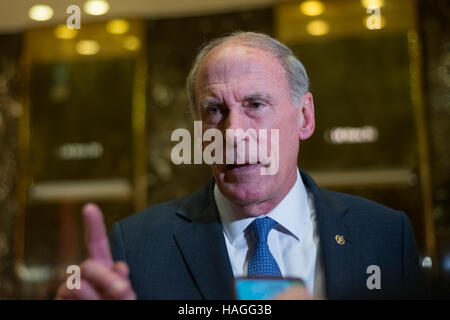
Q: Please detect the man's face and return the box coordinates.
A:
[195,43,314,216]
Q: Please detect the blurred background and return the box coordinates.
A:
[0,0,448,299]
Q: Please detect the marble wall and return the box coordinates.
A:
[0,33,22,298]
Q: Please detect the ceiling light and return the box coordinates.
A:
[361,0,384,9]
[306,20,329,36]
[106,19,130,34]
[299,1,325,16]
[76,40,100,55]
[29,5,54,21]
[54,25,78,39]
[84,0,110,16]
[123,35,141,51]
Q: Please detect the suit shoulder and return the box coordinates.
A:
[112,190,198,234]
[319,188,406,222]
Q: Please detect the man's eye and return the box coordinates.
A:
[247,101,264,109]
[206,106,222,115]
[202,105,225,122]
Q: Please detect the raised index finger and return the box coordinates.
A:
[82,203,113,268]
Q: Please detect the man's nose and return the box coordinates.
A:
[222,107,247,132]
[221,108,255,164]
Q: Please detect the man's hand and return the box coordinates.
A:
[55,203,136,300]
[274,286,315,300]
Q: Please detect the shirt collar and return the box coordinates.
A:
[214,169,310,245]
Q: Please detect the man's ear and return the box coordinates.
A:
[297,92,315,141]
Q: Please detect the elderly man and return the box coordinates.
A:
[56,31,421,300]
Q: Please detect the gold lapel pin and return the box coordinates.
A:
[335,235,345,245]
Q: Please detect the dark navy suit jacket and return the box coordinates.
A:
[109,171,422,299]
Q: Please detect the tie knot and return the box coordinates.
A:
[249,217,277,244]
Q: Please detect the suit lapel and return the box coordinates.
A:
[301,171,359,299]
[173,179,234,299]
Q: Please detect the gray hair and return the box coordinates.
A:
[186,31,309,117]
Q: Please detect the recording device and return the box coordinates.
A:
[234,277,305,300]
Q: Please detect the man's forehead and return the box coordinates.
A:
[198,43,282,75]
[207,42,263,58]
[196,43,285,88]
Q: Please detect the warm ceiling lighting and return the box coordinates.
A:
[364,15,386,30]
[76,40,100,55]
[29,4,54,21]
[306,20,329,36]
[123,35,141,51]
[361,0,384,9]
[299,1,325,16]
[84,0,110,16]
[106,19,130,34]
[54,25,79,39]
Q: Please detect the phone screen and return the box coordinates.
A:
[234,277,305,300]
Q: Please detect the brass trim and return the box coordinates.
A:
[14,34,31,266]
[131,24,148,211]
[407,26,437,270]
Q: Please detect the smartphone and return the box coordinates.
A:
[234,277,305,300]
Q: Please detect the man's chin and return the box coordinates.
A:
[212,166,272,203]
[217,183,267,205]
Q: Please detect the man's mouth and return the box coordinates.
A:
[226,162,260,170]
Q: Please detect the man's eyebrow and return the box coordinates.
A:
[199,92,273,109]
[199,98,221,109]
[243,92,273,103]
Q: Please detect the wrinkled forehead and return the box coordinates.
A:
[195,43,287,91]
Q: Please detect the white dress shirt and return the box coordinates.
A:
[214,169,325,298]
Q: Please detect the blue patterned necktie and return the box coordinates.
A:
[247,217,282,277]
